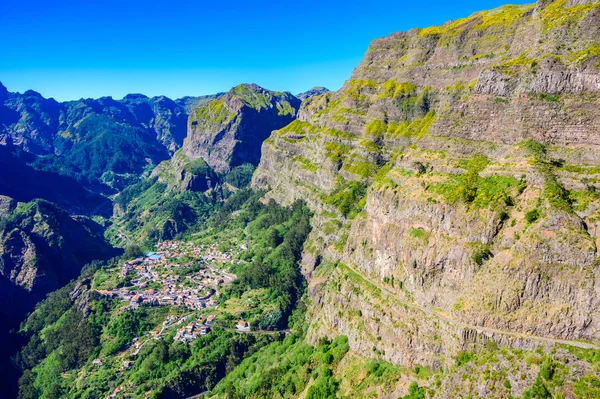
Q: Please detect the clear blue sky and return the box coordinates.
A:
[0,0,530,101]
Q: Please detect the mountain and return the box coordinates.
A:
[0,146,112,216]
[0,198,118,320]
[0,83,221,192]
[0,196,119,393]
[296,86,330,100]
[180,83,301,173]
[108,84,299,246]
[7,1,600,398]
[249,0,600,395]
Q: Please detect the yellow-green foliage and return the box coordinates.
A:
[276,101,294,116]
[419,4,532,37]
[544,176,573,212]
[194,99,234,124]
[278,120,311,135]
[376,80,416,99]
[347,79,378,102]
[540,0,600,31]
[365,119,387,137]
[429,154,495,205]
[472,175,525,208]
[569,44,600,66]
[293,155,318,172]
[232,84,273,110]
[325,142,351,164]
[386,111,437,140]
[323,178,368,219]
[495,53,537,76]
[343,158,376,178]
[569,187,599,212]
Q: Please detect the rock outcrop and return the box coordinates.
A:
[254,0,600,370]
[182,83,301,173]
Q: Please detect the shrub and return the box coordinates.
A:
[525,209,540,223]
[472,244,492,266]
[456,351,474,366]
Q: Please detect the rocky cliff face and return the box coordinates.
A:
[254,0,600,371]
[0,83,219,191]
[182,83,301,173]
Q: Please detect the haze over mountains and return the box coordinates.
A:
[2,0,600,398]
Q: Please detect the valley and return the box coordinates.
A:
[2,0,600,398]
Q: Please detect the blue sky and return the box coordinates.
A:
[0,0,530,101]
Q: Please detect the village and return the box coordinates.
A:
[96,240,240,314]
[94,240,256,399]
[95,239,253,346]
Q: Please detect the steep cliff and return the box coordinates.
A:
[182,83,301,173]
[254,0,600,375]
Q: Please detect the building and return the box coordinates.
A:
[236,320,250,332]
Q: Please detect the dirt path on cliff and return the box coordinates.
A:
[328,251,599,350]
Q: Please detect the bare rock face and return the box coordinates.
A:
[253,0,600,370]
[182,83,300,173]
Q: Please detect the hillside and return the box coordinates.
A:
[0,82,220,192]
[107,84,301,247]
[6,0,600,398]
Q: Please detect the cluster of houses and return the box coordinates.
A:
[96,240,239,312]
[174,315,214,343]
[91,241,255,399]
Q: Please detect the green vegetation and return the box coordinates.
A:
[429,154,490,204]
[209,335,350,398]
[539,0,600,31]
[376,80,416,99]
[223,163,256,189]
[16,190,313,399]
[471,243,493,266]
[221,197,312,326]
[109,179,214,246]
[419,4,532,37]
[365,119,387,137]
[194,99,235,124]
[543,176,572,212]
[32,113,168,191]
[525,208,540,224]
[386,111,437,140]
[401,382,425,399]
[323,178,368,219]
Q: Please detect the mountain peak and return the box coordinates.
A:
[296,86,330,100]
[123,93,149,101]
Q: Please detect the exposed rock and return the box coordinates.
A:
[253,0,600,371]
[0,198,119,343]
[182,83,301,173]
